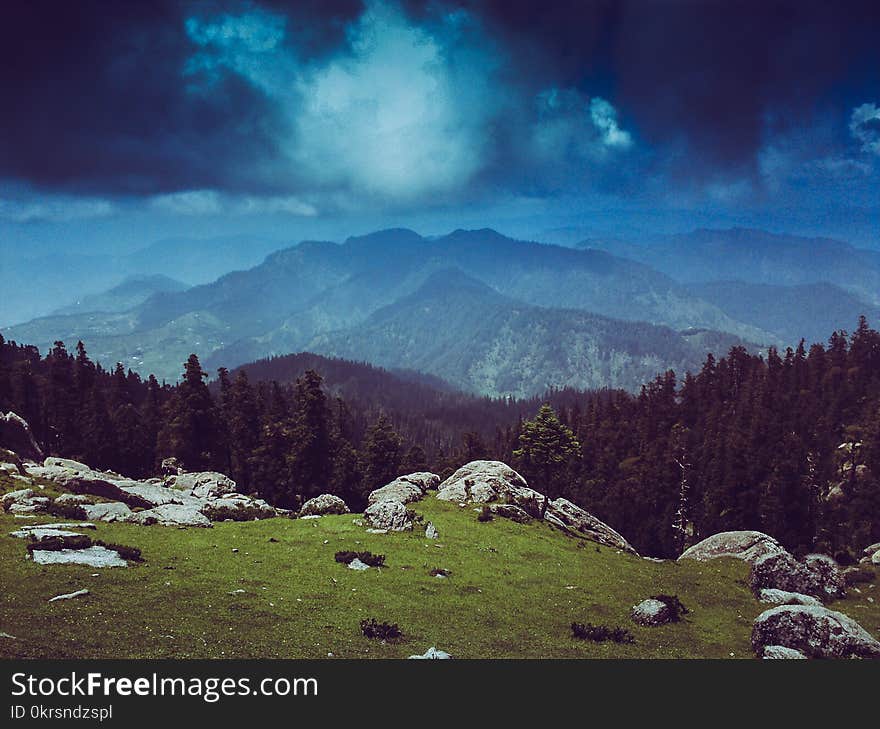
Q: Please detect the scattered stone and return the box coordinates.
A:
[1,488,35,510]
[408,647,452,659]
[631,599,673,626]
[347,558,370,571]
[31,546,128,568]
[13,522,96,531]
[545,498,638,554]
[751,605,880,659]
[48,589,90,602]
[364,500,413,532]
[762,645,808,659]
[678,531,786,564]
[873,552,880,566]
[863,542,880,558]
[425,522,439,539]
[759,589,823,607]
[300,494,350,517]
[160,457,183,475]
[0,632,16,640]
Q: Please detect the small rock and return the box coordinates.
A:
[408,647,452,659]
[48,589,90,602]
[762,645,808,659]
[631,598,674,626]
[425,522,439,539]
[758,589,823,607]
[32,546,127,568]
[300,494,350,517]
[347,558,370,571]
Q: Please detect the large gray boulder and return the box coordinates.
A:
[299,494,350,517]
[130,503,212,528]
[82,502,134,523]
[436,460,547,517]
[368,478,424,506]
[545,497,638,554]
[751,605,880,659]
[749,551,825,598]
[2,489,50,514]
[202,494,276,520]
[0,411,43,462]
[166,471,237,499]
[678,531,785,564]
[364,500,413,531]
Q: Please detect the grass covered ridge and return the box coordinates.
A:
[0,493,877,659]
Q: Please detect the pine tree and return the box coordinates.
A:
[361,415,402,493]
[513,404,579,500]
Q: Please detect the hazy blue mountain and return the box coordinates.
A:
[52,274,189,316]
[3,228,771,385]
[580,228,880,305]
[685,281,880,347]
[307,269,758,397]
[0,234,286,326]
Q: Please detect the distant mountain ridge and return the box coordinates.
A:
[3,227,772,393]
[579,227,880,306]
[52,274,189,316]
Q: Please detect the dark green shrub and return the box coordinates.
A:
[571,622,635,644]
[649,594,689,622]
[46,502,88,520]
[201,504,268,522]
[360,618,402,641]
[95,541,143,563]
[26,534,92,552]
[335,550,385,567]
[477,506,493,522]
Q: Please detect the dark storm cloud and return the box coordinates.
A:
[0,0,878,208]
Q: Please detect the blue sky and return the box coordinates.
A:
[1,0,879,253]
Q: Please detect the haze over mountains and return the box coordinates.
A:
[3,226,878,397]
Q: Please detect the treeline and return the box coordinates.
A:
[0,337,583,510]
[1,317,879,558]
[526,317,880,559]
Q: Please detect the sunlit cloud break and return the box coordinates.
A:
[151,190,317,217]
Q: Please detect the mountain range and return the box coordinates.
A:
[4,226,877,396]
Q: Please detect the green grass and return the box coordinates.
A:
[0,491,877,659]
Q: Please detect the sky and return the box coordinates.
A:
[1,0,879,255]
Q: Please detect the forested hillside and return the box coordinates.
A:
[2,316,878,558]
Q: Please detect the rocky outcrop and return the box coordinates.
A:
[436,461,546,516]
[299,494,350,517]
[82,502,134,523]
[1,488,49,514]
[678,531,785,564]
[368,478,424,506]
[25,456,275,526]
[0,411,43,462]
[130,503,212,528]
[364,499,413,531]
[166,471,237,499]
[545,498,638,554]
[751,605,880,659]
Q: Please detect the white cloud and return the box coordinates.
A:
[532,88,633,163]
[184,1,501,204]
[590,97,633,149]
[0,195,115,223]
[150,189,316,217]
[850,102,880,155]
